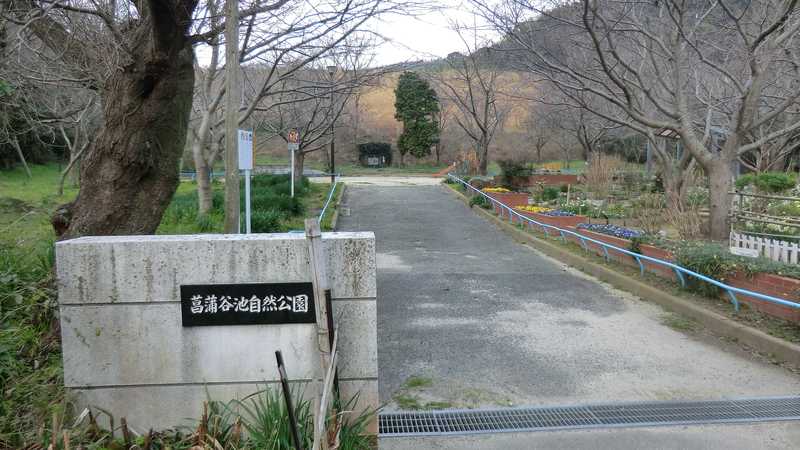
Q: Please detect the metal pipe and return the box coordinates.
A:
[448,174,800,311]
[318,180,338,226]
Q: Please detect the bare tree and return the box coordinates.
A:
[187,1,404,214]
[433,101,452,164]
[253,41,392,181]
[1,13,98,177]
[5,0,422,237]
[7,0,218,237]
[474,0,800,239]
[57,98,99,195]
[434,34,507,175]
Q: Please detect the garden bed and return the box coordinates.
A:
[494,173,579,186]
[573,226,800,322]
[484,191,530,216]
[516,210,587,228]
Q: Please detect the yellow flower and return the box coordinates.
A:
[515,205,552,213]
[482,187,511,193]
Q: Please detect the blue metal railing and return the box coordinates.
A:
[318,178,339,226]
[448,173,800,312]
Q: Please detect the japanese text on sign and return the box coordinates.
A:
[180,282,315,327]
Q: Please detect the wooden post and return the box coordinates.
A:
[223,0,241,233]
[305,219,331,450]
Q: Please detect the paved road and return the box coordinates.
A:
[337,183,800,412]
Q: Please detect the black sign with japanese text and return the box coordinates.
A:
[180,282,316,327]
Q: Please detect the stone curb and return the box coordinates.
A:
[444,183,800,367]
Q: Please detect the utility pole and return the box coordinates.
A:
[327,65,337,184]
[223,0,241,233]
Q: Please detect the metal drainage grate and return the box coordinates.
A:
[379,396,800,437]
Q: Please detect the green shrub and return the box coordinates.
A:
[734,173,755,191]
[540,186,560,202]
[469,195,491,209]
[161,191,199,223]
[629,236,643,254]
[358,142,392,166]
[767,200,800,217]
[211,188,225,214]
[497,159,530,190]
[736,172,795,193]
[195,213,217,232]
[249,192,304,216]
[675,242,741,296]
[251,209,285,233]
[755,172,795,193]
[675,242,800,296]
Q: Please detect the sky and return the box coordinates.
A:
[368,1,500,66]
[195,1,500,68]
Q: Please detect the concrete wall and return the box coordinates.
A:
[56,232,377,432]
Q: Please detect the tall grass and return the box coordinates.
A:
[19,382,375,450]
[0,242,63,448]
[159,175,316,234]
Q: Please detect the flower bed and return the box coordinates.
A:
[516,208,587,228]
[577,223,643,239]
[493,174,579,186]
[483,192,800,324]
[543,210,576,217]
[484,191,530,216]
[515,205,552,214]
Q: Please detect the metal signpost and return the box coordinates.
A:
[288,128,300,197]
[238,129,254,233]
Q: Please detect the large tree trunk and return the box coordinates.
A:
[707,159,735,241]
[478,138,489,175]
[193,151,214,215]
[293,150,305,184]
[53,30,195,238]
[192,107,216,215]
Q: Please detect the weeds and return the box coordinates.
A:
[403,376,433,389]
[159,175,322,234]
[660,313,699,332]
[10,382,376,449]
[469,195,490,209]
[0,243,63,448]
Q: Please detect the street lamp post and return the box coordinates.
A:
[327,65,337,184]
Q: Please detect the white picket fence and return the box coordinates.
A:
[729,231,800,264]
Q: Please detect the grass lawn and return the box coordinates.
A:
[158,176,340,234]
[337,162,446,176]
[1,164,341,254]
[0,164,77,255]
[532,160,587,172]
